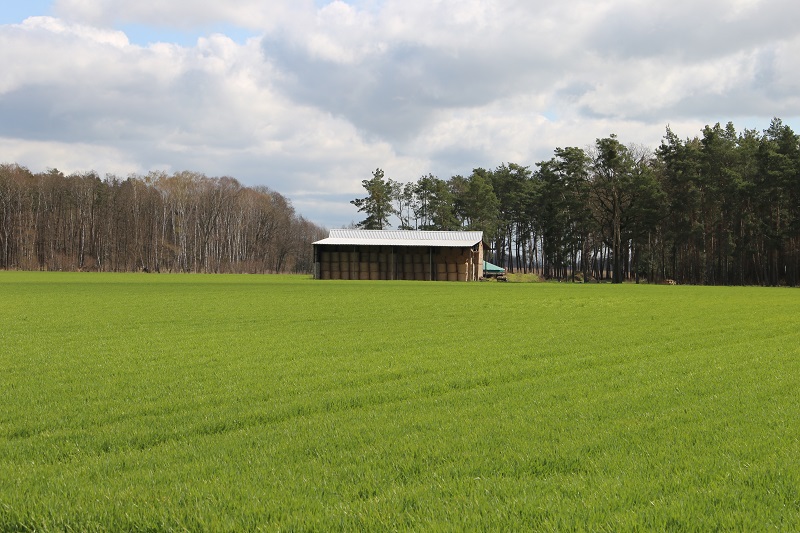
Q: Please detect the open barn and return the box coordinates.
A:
[312,230,486,281]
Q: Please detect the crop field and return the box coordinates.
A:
[1,272,799,530]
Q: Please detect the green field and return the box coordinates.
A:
[1,272,799,530]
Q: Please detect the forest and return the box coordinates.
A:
[351,119,800,286]
[2,118,798,284]
[0,166,325,274]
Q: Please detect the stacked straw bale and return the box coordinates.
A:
[318,246,473,281]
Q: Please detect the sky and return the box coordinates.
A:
[2,0,800,228]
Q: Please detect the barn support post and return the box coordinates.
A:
[469,248,473,281]
[313,244,319,279]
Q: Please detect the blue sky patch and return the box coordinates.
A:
[0,0,53,24]
[119,23,258,47]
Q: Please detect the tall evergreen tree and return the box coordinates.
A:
[459,168,500,236]
[412,174,458,231]
[490,164,537,272]
[590,136,662,283]
[536,147,592,280]
[757,118,800,285]
[590,136,634,283]
[351,168,396,230]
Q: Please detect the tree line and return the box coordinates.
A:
[351,118,800,286]
[0,165,326,273]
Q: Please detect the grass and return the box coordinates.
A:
[1,272,799,530]
[499,271,543,282]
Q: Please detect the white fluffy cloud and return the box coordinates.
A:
[2,1,800,227]
[52,0,311,31]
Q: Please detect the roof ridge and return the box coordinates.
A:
[314,229,484,247]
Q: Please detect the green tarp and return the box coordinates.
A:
[483,261,505,274]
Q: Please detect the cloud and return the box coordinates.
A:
[0,13,428,226]
[260,0,800,145]
[2,1,800,227]
[262,1,571,144]
[52,0,312,31]
[0,136,141,177]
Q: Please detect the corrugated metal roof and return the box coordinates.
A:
[313,229,484,248]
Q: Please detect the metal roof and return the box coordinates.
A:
[313,229,484,248]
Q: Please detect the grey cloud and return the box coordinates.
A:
[4,2,800,229]
[0,71,220,145]
[415,144,496,182]
[556,82,595,103]
[585,0,800,62]
[262,35,554,143]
